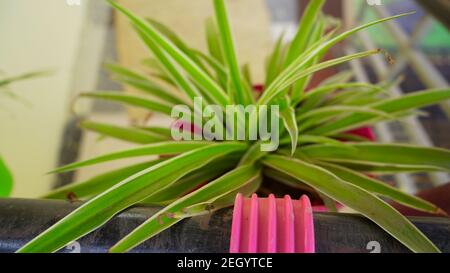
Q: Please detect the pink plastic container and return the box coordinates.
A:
[230,194,315,253]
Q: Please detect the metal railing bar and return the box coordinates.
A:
[382,15,433,81]
[373,6,450,117]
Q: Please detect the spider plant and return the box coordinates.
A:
[17,0,450,253]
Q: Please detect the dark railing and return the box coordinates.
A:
[1,198,449,253]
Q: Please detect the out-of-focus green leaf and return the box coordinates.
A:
[146,18,208,72]
[205,17,225,65]
[284,0,326,66]
[104,63,148,82]
[265,33,286,87]
[50,141,213,174]
[193,50,227,85]
[81,121,168,144]
[138,126,173,138]
[79,92,173,115]
[0,156,13,197]
[0,71,52,87]
[134,27,204,105]
[115,77,186,105]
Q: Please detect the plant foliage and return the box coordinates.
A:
[18,0,450,253]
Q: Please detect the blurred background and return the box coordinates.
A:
[0,0,449,198]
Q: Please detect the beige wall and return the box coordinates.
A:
[0,0,88,197]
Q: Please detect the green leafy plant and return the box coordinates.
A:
[18,0,450,253]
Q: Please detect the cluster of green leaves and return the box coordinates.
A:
[18,0,450,253]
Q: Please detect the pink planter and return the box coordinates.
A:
[230,194,315,253]
[346,127,376,141]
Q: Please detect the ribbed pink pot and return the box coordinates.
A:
[230,194,315,253]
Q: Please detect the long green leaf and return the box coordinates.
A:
[115,77,186,105]
[193,50,228,81]
[142,58,176,86]
[0,71,52,87]
[138,126,173,137]
[142,155,239,205]
[0,156,13,197]
[146,18,208,72]
[109,164,261,252]
[134,27,204,104]
[263,155,440,253]
[284,0,325,66]
[265,33,286,87]
[80,92,173,115]
[318,162,444,214]
[297,71,355,111]
[213,0,253,105]
[44,159,163,200]
[318,70,354,86]
[277,49,381,92]
[279,103,298,155]
[205,18,225,65]
[17,142,247,253]
[105,63,148,82]
[81,121,168,144]
[280,135,352,149]
[300,82,384,103]
[299,143,450,172]
[298,105,393,132]
[310,89,450,135]
[263,167,314,192]
[259,12,414,105]
[332,162,445,174]
[298,105,393,123]
[50,141,212,174]
[108,0,229,107]
[291,16,327,103]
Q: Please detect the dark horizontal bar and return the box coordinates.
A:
[0,198,449,253]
